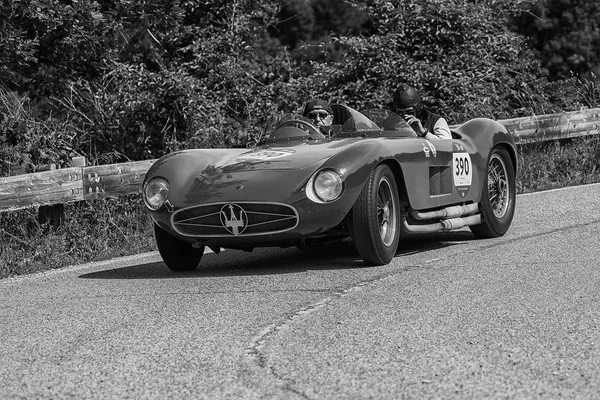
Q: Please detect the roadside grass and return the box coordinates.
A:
[518,134,600,192]
[1,135,600,279]
[0,196,155,279]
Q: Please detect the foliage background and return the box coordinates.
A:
[1,0,600,277]
[2,0,598,174]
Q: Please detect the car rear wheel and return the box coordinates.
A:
[470,147,516,238]
[154,223,204,271]
[350,164,400,265]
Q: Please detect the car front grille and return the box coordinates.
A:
[171,202,299,237]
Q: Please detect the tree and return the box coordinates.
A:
[510,0,600,80]
[302,0,580,122]
[0,0,117,99]
[0,0,592,177]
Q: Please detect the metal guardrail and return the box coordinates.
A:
[1,108,599,214]
[498,108,600,144]
[0,160,155,213]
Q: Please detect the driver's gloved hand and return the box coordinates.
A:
[319,125,334,135]
[404,115,427,137]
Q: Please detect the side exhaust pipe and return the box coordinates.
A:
[402,203,481,233]
[409,203,479,220]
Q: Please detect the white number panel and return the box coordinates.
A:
[453,152,472,187]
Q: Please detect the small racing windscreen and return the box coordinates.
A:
[261,113,326,144]
[332,104,415,137]
[360,108,416,136]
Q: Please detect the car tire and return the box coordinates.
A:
[470,147,516,238]
[154,223,204,271]
[350,164,401,265]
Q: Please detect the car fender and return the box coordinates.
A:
[453,118,517,174]
[316,138,408,208]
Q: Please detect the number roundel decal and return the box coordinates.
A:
[235,149,295,161]
[453,152,472,197]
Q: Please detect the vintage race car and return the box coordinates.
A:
[142,105,517,271]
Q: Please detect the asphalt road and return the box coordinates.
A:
[1,183,600,399]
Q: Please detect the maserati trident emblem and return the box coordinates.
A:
[220,204,247,235]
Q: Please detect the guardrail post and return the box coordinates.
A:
[38,203,65,230]
[37,164,65,230]
[72,156,88,167]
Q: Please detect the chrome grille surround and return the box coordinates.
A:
[171,202,299,238]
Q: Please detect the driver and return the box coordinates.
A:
[393,85,452,140]
[303,99,334,127]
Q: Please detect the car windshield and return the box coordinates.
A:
[356,107,416,137]
[260,113,325,144]
[332,105,417,138]
[260,105,415,145]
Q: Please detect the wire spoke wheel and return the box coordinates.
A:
[470,147,516,238]
[350,165,400,265]
[377,178,397,246]
[488,153,509,219]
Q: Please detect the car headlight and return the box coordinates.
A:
[306,169,344,203]
[143,178,169,210]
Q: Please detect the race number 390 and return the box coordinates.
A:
[453,152,472,187]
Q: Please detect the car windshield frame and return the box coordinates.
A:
[336,105,416,138]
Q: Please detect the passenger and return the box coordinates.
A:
[393,85,452,140]
[303,99,334,127]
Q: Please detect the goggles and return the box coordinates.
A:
[307,110,331,119]
[395,106,416,115]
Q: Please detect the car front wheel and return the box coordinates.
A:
[350,164,400,265]
[154,223,204,271]
[470,147,516,238]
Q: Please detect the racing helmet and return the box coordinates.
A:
[393,85,423,116]
[303,98,334,127]
[303,98,333,117]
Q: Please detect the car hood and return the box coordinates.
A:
[149,139,359,175]
[221,139,361,172]
[145,138,362,207]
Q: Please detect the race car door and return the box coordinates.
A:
[417,138,479,209]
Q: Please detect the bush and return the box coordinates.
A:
[510,0,600,80]
[304,0,585,123]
